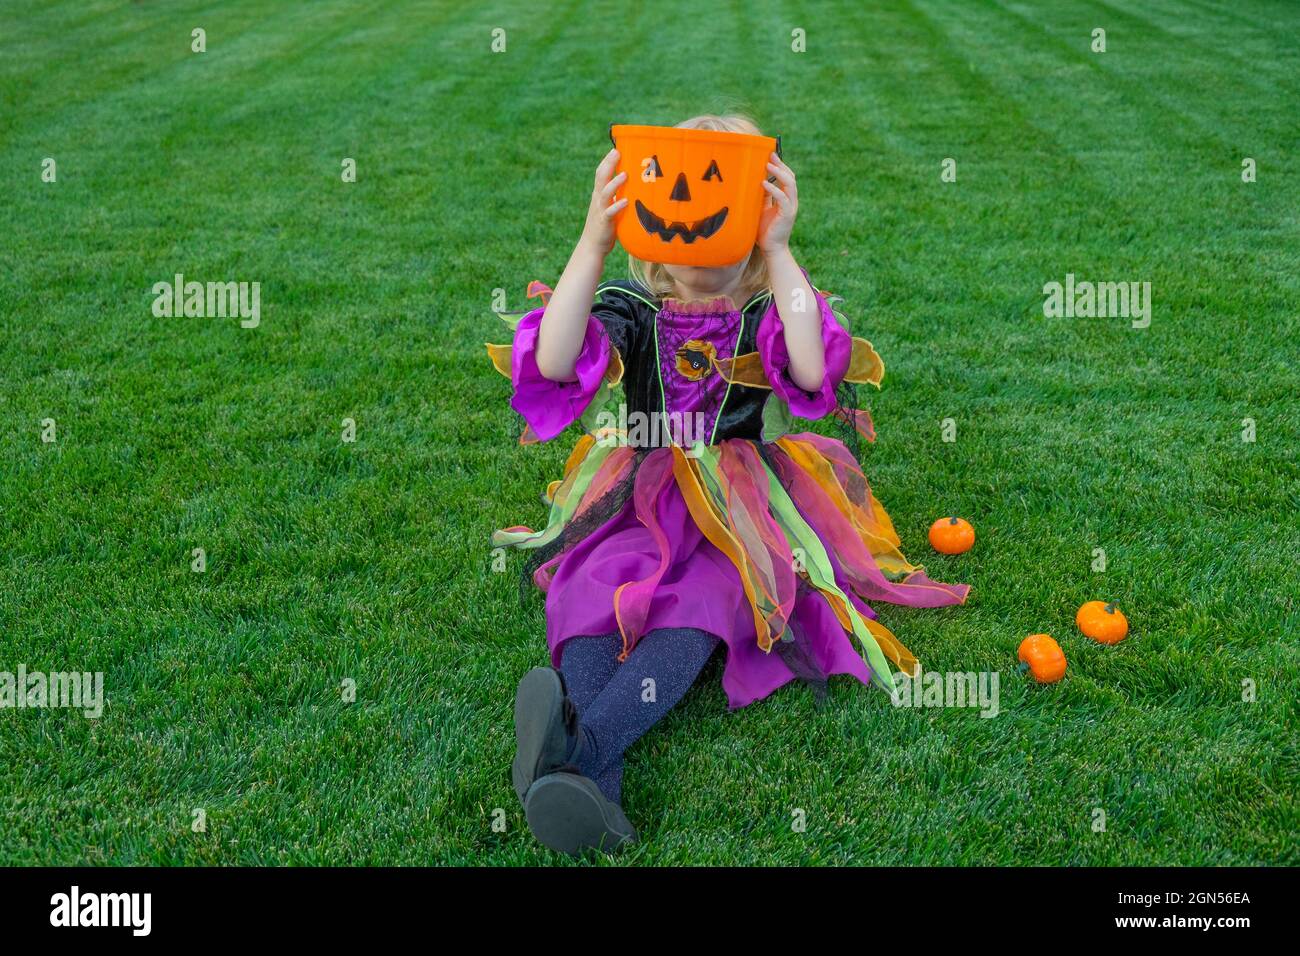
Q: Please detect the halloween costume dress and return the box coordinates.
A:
[487,279,968,708]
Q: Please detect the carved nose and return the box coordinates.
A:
[670,172,691,202]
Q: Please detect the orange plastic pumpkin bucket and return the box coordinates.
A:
[610,124,779,267]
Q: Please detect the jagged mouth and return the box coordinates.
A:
[635,201,728,244]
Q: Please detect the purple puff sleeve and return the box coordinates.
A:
[757,286,852,419]
[509,307,610,441]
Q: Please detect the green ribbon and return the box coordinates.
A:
[760,461,897,695]
[492,439,617,551]
[690,444,895,694]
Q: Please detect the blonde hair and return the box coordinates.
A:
[628,113,771,303]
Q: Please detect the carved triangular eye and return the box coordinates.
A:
[644,155,664,180]
[702,159,723,182]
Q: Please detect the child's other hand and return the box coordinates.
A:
[580,148,628,257]
[757,153,798,256]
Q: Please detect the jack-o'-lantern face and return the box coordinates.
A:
[633,155,730,246]
[611,124,779,268]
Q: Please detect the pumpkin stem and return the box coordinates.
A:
[1104,603,1116,614]
[1017,661,1029,675]
[949,517,958,525]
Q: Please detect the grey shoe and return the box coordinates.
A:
[524,771,637,856]
[511,667,580,805]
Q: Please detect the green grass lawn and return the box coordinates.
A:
[1,0,1296,865]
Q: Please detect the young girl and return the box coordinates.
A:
[488,115,968,855]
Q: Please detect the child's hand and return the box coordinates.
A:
[757,153,798,256]
[579,148,629,257]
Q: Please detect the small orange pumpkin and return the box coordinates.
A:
[1018,634,1067,683]
[1076,601,1128,644]
[928,517,975,555]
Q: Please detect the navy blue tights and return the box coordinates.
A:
[558,628,719,805]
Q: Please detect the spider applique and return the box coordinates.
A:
[675,339,718,381]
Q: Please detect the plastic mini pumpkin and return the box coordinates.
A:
[610,124,778,267]
[1018,634,1067,684]
[928,517,975,555]
[1076,601,1128,644]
